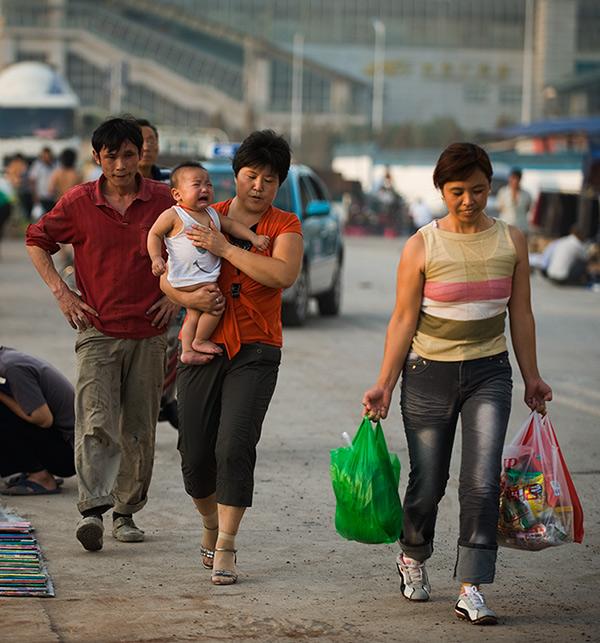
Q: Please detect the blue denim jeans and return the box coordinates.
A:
[399,351,512,584]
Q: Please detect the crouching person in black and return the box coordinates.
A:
[0,346,75,495]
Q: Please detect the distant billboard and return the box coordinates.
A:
[208,142,240,159]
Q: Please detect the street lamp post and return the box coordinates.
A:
[372,18,385,134]
[291,32,304,148]
[521,0,535,125]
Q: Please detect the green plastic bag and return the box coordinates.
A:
[330,416,403,544]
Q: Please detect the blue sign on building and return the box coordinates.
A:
[210,142,240,159]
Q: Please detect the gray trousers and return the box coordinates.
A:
[74,327,166,515]
[399,351,513,584]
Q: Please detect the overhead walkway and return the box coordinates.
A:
[0,0,370,132]
[67,3,244,100]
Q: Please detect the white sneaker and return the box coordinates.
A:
[455,585,498,625]
[396,553,431,601]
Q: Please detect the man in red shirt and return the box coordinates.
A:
[26,117,177,552]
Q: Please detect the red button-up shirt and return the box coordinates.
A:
[26,176,174,339]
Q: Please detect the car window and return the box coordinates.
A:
[273,179,292,212]
[299,176,313,214]
[209,169,236,203]
[306,174,328,201]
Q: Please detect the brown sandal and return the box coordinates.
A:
[211,547,238,585]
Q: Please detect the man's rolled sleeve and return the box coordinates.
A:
[25,196,76,254]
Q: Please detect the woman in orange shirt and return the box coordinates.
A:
[160,130,303,585]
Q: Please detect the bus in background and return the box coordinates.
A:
[0,61,80,164]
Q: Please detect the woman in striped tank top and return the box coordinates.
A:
[362,143,552,625]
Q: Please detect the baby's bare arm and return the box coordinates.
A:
[219,214,259,243]
[147,207,176,260]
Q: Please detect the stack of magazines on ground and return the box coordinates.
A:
[0,513,55,597]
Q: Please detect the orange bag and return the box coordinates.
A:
[498,411,584,550]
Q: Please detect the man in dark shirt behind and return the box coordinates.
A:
[136,118,170,182]
[135,117,180,429]
[25,117,180,552]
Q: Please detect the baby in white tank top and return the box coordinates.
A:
[147,162,269,365]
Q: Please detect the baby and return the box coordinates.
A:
[147,161,269,364]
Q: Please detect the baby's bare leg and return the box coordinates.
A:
[176,282,224,365]
[180,309,205,365]
[180,309,221,365]
[181,308,200,355]
[191,308,224,355]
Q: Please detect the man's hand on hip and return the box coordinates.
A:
[56,287,98,330]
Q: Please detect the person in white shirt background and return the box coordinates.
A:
[28,146,57,219]
[409,197,433,231]
[496,167,532,234]
[545,225,591,285]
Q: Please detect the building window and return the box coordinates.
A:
[499,85,522,105]
[463,82,490,103]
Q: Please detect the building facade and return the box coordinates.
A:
[0,0,598,136]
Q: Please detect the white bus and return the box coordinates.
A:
[0,61,80,162]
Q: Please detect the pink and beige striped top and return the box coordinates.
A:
[411,219,517,361]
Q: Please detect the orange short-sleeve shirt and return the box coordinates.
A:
[210,199,302,358]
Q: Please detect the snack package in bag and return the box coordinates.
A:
[330,416,403,544]
[498,411,584,551]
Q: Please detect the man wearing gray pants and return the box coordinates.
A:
[26,117,177,551]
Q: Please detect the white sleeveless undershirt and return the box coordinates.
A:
[164,205,221,287]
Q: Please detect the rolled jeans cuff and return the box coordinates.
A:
[399,538,433,563]
[454,542,497,584]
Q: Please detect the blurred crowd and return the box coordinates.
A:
[0,145,102,256]
[3,144,599,287]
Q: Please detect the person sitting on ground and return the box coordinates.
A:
[545,225,591,285]
[0,346,75,495]
[147,162,270,365]
[528,238,559,275]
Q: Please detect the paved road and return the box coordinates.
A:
[1,236,599,642]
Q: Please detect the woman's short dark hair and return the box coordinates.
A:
[232,130,291,185]
[91,117,143,155]
[59,148,77,168]
[433,142,493,190]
